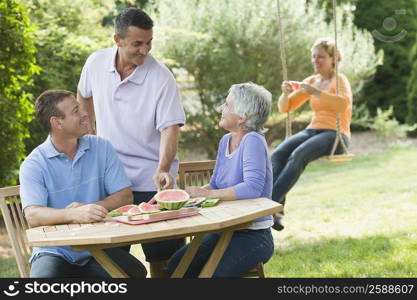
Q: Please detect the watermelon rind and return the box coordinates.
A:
[156,200,188,210]
[108,210,123,217]
[154,189,190,210]
[138,202,161,214]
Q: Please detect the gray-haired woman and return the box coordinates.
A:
[167,82,275,277]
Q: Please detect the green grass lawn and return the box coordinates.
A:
[1,145,416,278]
[0,257,19,277]
[267,145,417,277]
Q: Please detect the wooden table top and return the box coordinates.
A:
[26,198,282,247]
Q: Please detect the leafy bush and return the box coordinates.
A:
[153,0,382,157]
[371,106,417,142]
[407,32,417,135]
[354,0,417,123]
[0,0,39,186]
[351,102,372,130]
[22,0,114,154]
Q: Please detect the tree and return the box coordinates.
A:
[102,0,155,26]
[22,0,114,154]
[153,0,382,157]
[0,0,39,186]
[354,0,417,123]
[407,32,417,134]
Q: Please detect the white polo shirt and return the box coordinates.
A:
[78,47,186,191]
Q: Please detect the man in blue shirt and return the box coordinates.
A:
[19,90,147,278]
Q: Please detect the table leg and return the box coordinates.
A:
[198,230,234,278]
[90,249,129,278]
[171,234,205,278]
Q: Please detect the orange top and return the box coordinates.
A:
[283,74,353,138]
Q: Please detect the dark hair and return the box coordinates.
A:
[35,90,73,132]
[115,8,153,38]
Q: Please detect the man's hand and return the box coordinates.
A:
[67,203,108,224]
[153,170,174,190]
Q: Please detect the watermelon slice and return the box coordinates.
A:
[154,189,190,210]
[289,81,302,90]
[127,205,141,215]
[108,204,139,217]
[138,202,161,214]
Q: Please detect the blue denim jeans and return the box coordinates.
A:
[30,248,147,278]
[271,129,349,204]
[166,228,274,278]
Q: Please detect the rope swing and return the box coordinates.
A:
[276,0,354,163]
[276,0,292,139]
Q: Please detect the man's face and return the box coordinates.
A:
[54,96,88,138]
[115,26,153,66]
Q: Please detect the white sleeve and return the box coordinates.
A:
[77,55,93,98]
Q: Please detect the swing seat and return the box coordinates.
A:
[320,154,354,164]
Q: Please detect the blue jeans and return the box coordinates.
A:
[167,228,274,278]
[121,191,185,262]
[30,248,147,278]
[271,129,349,205]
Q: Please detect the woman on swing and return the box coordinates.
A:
[271,37,353,231]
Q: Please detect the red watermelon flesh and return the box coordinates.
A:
[127,206,141,215]
[155,189,189,202]
[289,81,302,90]
[138,202,161,213]
[114,204,138,213]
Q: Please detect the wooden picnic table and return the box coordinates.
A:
[26,198,282,278]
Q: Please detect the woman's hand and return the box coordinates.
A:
[186,186,210,198]
[300,83,321,96]
[281,81,293,94]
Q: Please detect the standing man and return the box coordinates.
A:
[20,90,147,278]
[77,8,186,277]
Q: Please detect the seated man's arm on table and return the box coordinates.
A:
[77,90,96,135]
[25,187,132,228]
[24,204,108,228]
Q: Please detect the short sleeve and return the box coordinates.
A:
[155,75,186,131]
[19,158,48,212]
[77,55,93,98]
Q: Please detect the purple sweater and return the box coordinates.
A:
[210,132,273,228]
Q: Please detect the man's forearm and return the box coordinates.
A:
[77,90,96,134]
[158,125,180,172]
[94,187,133,211]
[24,206,74,228]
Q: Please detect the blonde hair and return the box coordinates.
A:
[311,37,342,67]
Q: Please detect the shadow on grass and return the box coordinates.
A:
[267,232,417,277]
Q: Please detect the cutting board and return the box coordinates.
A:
[112,207,200,225]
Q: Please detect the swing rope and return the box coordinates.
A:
[329,0,349,156]
[276,0,292,139]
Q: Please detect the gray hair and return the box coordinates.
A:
[228,82,272,132]
[115,8,153,38]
